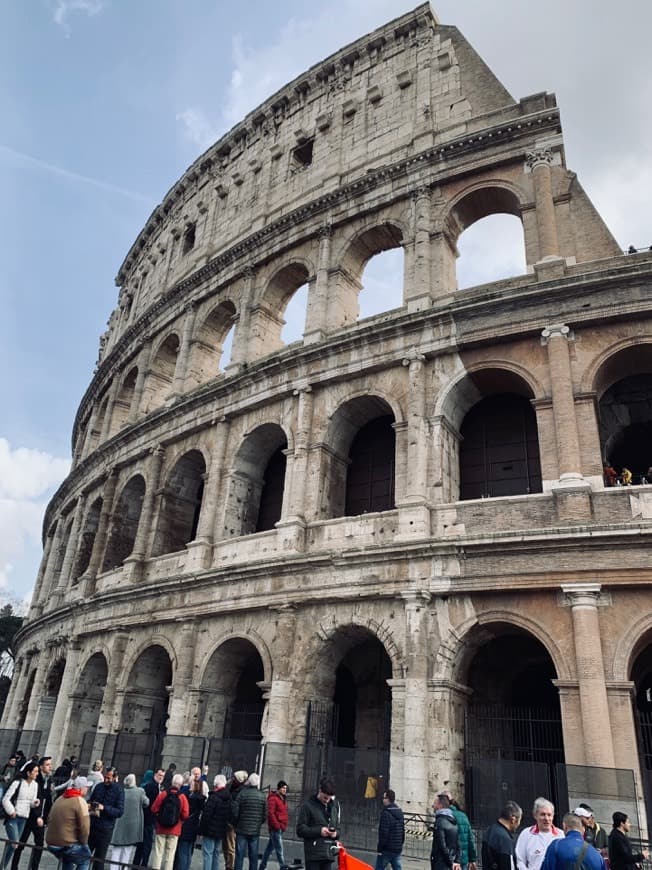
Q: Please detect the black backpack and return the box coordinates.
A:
[157,791,181,828]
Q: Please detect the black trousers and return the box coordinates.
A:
[11,817,45,870]
[88,826,114,867]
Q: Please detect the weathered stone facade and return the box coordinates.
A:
[5,3,652,826]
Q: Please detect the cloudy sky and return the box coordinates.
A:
[2,0,650,605]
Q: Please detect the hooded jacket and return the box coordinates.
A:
[200,787,231,840]
[431,808,459,870]
[267,790,289,833]
[378,801,405,854]
[296,794,341,864]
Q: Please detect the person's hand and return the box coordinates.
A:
[97,803,104,811]
[453,863,461,870]
[642,852,649,861]
[320,827,330,838]
[469,862,477,870]
[36,819,44,828]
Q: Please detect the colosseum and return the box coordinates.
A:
[4,1,652,836]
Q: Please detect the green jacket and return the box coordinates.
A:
[232,786,266,836]
[451,807,477,866]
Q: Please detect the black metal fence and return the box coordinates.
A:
[0,728,42,761]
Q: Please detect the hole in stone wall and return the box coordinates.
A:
[182,223,196,255]
[293,139,314,167]
[457,214,526,289]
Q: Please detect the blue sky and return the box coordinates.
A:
[2,0,650,605]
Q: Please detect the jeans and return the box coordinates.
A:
[375,852,402,870]
[2,818,27,870]
[176,840,194,870]
[48,843,92,870]
[11,816,45,870]
[259,831,285,870]
[202,837,221,870]
[234,834,259,870]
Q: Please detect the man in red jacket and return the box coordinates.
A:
[151,773,190,870]
[259,781,289,870]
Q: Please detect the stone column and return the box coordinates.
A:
[406,187,433,312]
[304,226,332,344]
[22,654,49,731]
[129,344,153,424]
[398,355,430,537]
[553,680,585,765]
[541,325,584,483]
[607,681,648,835]
[81,469,119,596]
[562,583,615,768]
[289,387,314,521]
[228,266,255,370]
[99,380,120,443]
[264,607,298,743]
[45,641,82,759]
[52,493,86,607]
[526,146,560,261]
[123,446,166,580]
[2,656,28,729]
[29,532,55,618]
[95,632,130,735]
[171,303,198,397]
[194,422,229,548]
[400,590,431,808]
[166,623,197,734]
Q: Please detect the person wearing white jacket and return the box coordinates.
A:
[2,762,40,870]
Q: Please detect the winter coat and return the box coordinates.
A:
[450,807,477,866]
[89,781,125,832]
[267,791,289,832]
[200,787,231,840]
[2,778,37,819]
[151,788,190,837]
[110,784,149,846]
[296,795,342,864]
[143,780,162,827]
[378,802,405,854]
[431,808,459,870]
[180,792,206,843]
[608,827,644,870]
[232,785,266,837]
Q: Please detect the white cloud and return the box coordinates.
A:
[52,0,105,35]
[0,440,70,603]
[175,108,221,150]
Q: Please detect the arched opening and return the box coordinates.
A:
[199,639,265,774]
[449,187,525,291]
[460,624,564,826]
[188,300,237,387]
[224,424,288,536]
[143,333,180,413]
[65,653,108,759]
[49,514,74,597]
[457,214,527,290]
[72,497,103,582]
[152,451,206,556]
[460,393,542,499]
[359,248,404,320]
[102,475,146,571]
[629,636,652,831]
[35,658,66,745]
[119,645,172,773]
[88,392,110,451]
[110,367,138,433]
[306,627,392,803]
[336,224,404,329]
[16,669,36,732]
[254,263,311,355]
[322,396,396,519]
[596,346,652,484]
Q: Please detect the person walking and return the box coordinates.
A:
[430,794,459,870]
[232,773,266,870]
[1,762,40,870]
[200,775,230,870]
[108,773,149,869]
[11,755,54,870]
[608,812,648,870]
[482,801,522,870]
[259,781,289,870]
[296,778,341,870]
[443,793,476,870]
[376,789,405,870]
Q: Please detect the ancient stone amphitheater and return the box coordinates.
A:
[5,2,652,828]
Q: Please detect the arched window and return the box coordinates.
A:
[337,224,404,328]
[102,475,146,571]
[152,451,206,556]
[253,263,311,356]
[143,333,180,413]
[345,416,395,515]
[457,214,526,289]
[72,497,103,582]
[359,248,404,319]
[110,367,138,433]
[188,301,237,387]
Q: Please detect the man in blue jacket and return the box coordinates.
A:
[376,789,405,870]
[540,814,606,870]
[88,767,125,867]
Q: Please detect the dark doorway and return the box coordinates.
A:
[345,415,395,515]
[256,448,287,532]
[460,393,542,499]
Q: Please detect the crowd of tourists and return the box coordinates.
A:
[0,751,648,870]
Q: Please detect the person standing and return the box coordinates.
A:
[259,781,289,870]
[431,794,460,870]
[1,762,40,870]
[516,798,564,870]
[296,778,341,870]
[108,773,149,869]
[88,766,125,868]
[443,793,477,870]
[232,773,266,870]
[224,772,248,870]
[138,768,165,866]
[540,813,605,870]
[608,812,648,870]
[151,772,190,870]
[45,775,92,870]
[11,755,54,870]
[376,789,405,870]
[574,806,608,855]
[200,775,231,870]
[482,802,523,870]
[176,777,207,870]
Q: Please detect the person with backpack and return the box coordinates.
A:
[150,772,190,870]
[1,762,40,870]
